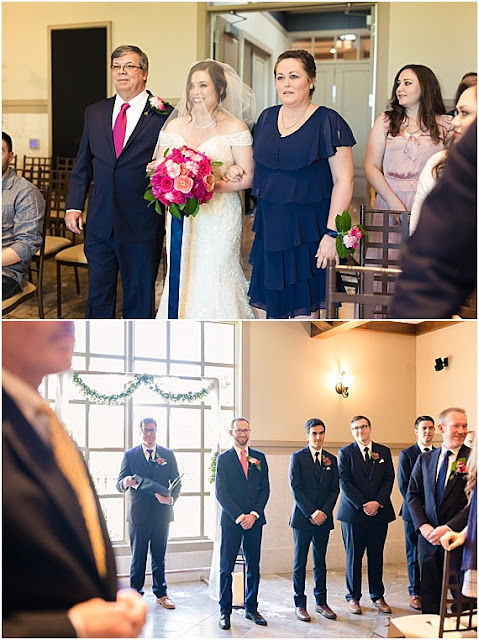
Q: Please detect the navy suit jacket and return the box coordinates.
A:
[2,389,117,638]
[65,93,172,243]
[116,444,181,526]
[398,443,436,521]
[289,447,339,531]
[215,447,270,529]
[337,441,396,524]
[407,445,470,533]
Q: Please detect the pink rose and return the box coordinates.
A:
[174,175,194,194]
[160,175,174,193]
[203,173,215,192]
[150,96,165,111]
[343,234,357,249]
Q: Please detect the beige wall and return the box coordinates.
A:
[375,2,477,116]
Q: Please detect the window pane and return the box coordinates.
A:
[100,497,124,542]
[314,37,335,61]
[170,322,201,361]
[291,37,312,54]
[89,405,125,448]
[89,322,125,355]
[204,451,216,489]
[174,451,201,492]
[170,495,201,538]
[90,451,124,494]
[168,362,202,377]
[73,321,86,352]
[134,321,167,359]
[204,366,234,407]
[360,35,370,59]
[64,403,86,447]
[133,360,167,376]
[89,356,125,372]
[169,408,201,449]
[133,406,167,444]
[204,323,234,364]
[205,408,234,450]
[71,355,86,372]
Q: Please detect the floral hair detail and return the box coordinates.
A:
[247,455,262,471]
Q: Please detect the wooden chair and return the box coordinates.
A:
[359,204,410,270]
[388,550,477,638]
[325,258,401,319]
[56,156,76,171]
[22,155,52,190]
[55,243,88,318]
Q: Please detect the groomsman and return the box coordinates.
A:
[289,418,340,622]
[407,407,470,614]
[337,415,395,615]
[398,415,435,610]
[215,417,270,630]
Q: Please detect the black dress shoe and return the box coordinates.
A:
[245,610,268,626]
[219,613,231,630]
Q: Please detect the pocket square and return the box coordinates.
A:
[379,459,384,464]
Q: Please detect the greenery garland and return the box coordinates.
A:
[72,372,214,405]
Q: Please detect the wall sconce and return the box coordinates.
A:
[434,357,449,371]
[336,371,351,398]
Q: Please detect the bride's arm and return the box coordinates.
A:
[214,145,254,193]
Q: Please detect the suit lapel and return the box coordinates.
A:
[230,447,248,482]
[103,97,116,159]
[442,444,469,502]
[353,442,369,478]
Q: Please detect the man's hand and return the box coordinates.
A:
[240,514,256,530]
[154,492,173,505]
[363,501,379,516]
[427,525,451,546]
[310,511,327,526]
[68,590,147,637]
[65,210,84,234]
[419,523,435,540]
[124,476,139,488]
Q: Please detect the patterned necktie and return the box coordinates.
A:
[147,448,154,461]
[240,449,248,479]
[436,450,452,505]
[40,403,107,577]
[113,102,130,157]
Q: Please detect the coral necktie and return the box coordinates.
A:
[240,449,248,479]
[113,102,130,157]
[40,403,107,577]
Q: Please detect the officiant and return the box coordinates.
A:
[116,417,181,609]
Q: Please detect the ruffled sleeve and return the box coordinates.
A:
[319,108,356,159]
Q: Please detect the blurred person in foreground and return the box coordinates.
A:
[2,321,146,637]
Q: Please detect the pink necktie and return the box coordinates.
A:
[240,449,248,479]
[113,103,130,157]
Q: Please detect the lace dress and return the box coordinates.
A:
[156,130,254,319]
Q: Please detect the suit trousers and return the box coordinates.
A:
[129,519,170,597]
[403,518,420,596]
[219,525,263,614]
[418,538,463,614]
[292,526,330,607]
[84,231,163,318]
[341,521,388,601]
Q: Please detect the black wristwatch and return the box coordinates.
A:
[325,229,338,238]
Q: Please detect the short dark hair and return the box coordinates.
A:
[274,49,316,97]
[454,72,478,104]
[305,418,326,435]
[231,416,249,429]
[414,415,435,428]
[2,131,13,153]
[111,45,148,71]
[140,417,157,430]
[351,415,371,427]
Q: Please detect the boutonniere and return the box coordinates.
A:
[451,458,468,476]
[322,455,332,470]
[145,95,169,116]
[152,454,167,466]
[370,451,380,463]
[247,455,262,471]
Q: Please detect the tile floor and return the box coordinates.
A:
[128,563,418,638]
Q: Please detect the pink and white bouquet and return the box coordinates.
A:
[144,146,221,219]
[335,210,366,259]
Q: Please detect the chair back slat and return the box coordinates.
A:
[22,156,53,190]
[438,550,477,638]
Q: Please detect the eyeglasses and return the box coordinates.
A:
[111,64,143,72]
[234,429,251,435]
[141,428,156,434]
[352,425,369,432]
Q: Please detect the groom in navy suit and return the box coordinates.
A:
[407,407,470,614]
[215,417,270,630]
[397,415,435,611]
[116,418,181,608]
[289,418,340,622]
[65,44,172,318]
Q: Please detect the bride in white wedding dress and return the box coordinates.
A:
[152,60,256,319]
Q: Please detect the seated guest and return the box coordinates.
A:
[289,418,340,622]
[2,132,45,300]
[337,415,395,615]
[398,415,436,610]
[407,407,471,614]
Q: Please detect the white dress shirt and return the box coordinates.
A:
[112,89,149,149]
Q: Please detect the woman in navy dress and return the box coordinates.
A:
[248,50,356,319]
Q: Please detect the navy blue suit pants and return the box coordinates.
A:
[292,526,330,607]
[403,518,420,596]
[341,521,388,601]
[129,519,170,598]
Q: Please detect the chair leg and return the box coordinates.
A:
[56,262,62,318]
[37,270,45,319]
[73,266,81,295]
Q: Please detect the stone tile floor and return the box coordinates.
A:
[130,563,418,638]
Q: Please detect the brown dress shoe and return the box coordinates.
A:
[409,595,421,610]
[373,597,392,614]
[348,599,362,614]
[295,606,311,622]
[315,604,337,619]
[157,595,176,609]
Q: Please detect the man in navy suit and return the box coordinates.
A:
[215,417,270,630]
[337,415,395,615]
[116,418,181,609]
[407,407,470,614]
[3,321,146,637]
[289,418,340,622]
[398,415,435,611]
[65,44,172,318]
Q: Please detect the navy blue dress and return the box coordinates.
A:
[248,105,356,318]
